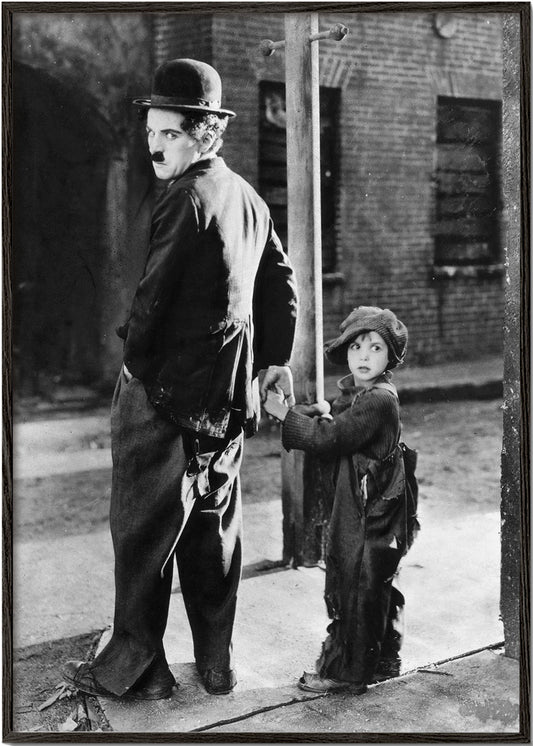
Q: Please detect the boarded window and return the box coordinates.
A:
[259,81,339,273]
[435,97,501,266]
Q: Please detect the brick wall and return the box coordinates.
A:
[10,9,506,382]
[334,11,503,364]
[153,12,213,67]
[155,10,505,366]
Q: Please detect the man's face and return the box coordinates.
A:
[146,108,203,180]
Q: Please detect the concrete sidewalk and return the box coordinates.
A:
[96,562,518,736]
[95,507,517,735]
[13,353,523,736]
[99,642,519,736]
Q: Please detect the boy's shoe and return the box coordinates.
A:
[372,657,402,683]
[297,671,367,694]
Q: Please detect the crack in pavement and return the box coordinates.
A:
[192,642,507,734]
[190,694,325,732]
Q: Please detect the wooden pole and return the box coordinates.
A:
[284,12,324,404]
[281,13,324,566]
[262,14,348,565]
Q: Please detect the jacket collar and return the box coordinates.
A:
[336,370,392,396]
[168,156,225,187]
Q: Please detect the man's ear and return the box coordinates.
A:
[199,131,216,154]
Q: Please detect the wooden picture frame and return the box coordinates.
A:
[3,1,530,741]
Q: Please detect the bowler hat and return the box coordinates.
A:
[133,58,236,118]
[325,306,408,369]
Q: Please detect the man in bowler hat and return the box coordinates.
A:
[63,59,297,700]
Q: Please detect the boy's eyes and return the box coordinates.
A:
[350,342,383,352]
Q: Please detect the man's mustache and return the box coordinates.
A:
[151,152,165,163]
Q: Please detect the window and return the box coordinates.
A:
[434,97,501,267]
[259,81,340,273]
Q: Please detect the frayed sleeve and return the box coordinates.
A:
[281,390,398,456]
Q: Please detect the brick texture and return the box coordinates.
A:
[85,6,503,364]
[156,10,504,365]
[152,12,213,67]
[14,10,505,376]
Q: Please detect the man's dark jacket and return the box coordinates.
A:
[118,156,297,439]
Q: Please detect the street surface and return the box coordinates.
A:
[12,397,505,732]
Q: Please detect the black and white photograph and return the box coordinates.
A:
[3,1,529,739]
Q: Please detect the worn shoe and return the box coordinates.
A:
[298,671,367,694]
[200,668,237,695]
[63,661,112,698]
[373,657,402,683]
[62,660,176,700]
[127,660,177,700]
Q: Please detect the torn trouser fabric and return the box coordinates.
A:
[316,452,411,686]
[89,372,243,696]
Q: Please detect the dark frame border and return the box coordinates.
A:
[2,1,530,742]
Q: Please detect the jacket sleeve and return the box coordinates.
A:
[281,390,398,457]
[252,222,298,374]
[122,189,199,379]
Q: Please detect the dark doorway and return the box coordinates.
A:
[12,62,113,396]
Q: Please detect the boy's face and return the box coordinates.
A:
[347,331,389,387]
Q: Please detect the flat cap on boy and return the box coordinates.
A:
[325,306,408,368]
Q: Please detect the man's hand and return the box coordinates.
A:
[264,389,289,422]
[260,365,295,406]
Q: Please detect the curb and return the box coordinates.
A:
[396,380,502,404]
[14,379,503,423]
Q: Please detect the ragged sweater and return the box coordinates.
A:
[281,373,401,461]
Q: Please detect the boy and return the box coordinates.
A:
[265,306,418,693]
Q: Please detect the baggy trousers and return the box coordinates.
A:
[90,372,244,696]
[317,461,407,685]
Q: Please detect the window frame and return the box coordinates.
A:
[258,80,341,275]
[433,96,503,276]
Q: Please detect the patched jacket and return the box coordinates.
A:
[118,157,297,439]
[281,375,412,545]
